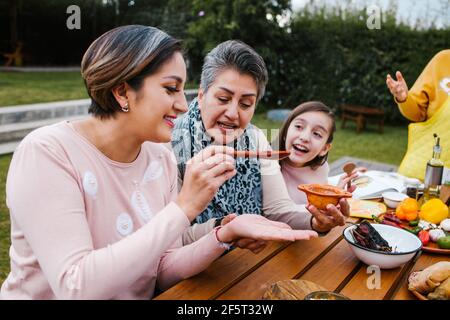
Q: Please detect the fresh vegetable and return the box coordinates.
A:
[407,226,423,235]
[437,236,450,249]
[381,220,401,228]
[409,219,420,227]
[418,220,437,231]
[372,215,382,223]
[396,198,419,221]
[383,213,403,224]
[418,230,430,246]
[419,199,449,224]
[429,229,446,242]
[440,219,450,232]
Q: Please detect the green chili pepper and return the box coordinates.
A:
[403,226,422,235]
[409,219,420,227]
[372,215,382,223]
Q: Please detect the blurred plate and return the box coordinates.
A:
[348,198,387,219]
[421,242,450,255]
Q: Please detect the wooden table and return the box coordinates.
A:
[341,105,385,134]
[155,218,450,300]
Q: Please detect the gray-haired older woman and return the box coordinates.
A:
[172,40,350,252]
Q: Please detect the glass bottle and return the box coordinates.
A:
[423,134,444,201]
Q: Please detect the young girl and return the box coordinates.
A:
[276,101,362,205]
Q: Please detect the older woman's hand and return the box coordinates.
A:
[307,198,350,233]
[176,146,236,221]
[386,71,409,103]
[217,214,318,244]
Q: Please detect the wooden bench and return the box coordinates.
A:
[3,42,23,67]
[341,105,385,134]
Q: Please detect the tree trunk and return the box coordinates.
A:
[10,0,18,48]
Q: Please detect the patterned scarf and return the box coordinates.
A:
[171,98,262,224]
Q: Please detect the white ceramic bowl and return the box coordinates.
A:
[382,191,409,208]
[343,223,422,269]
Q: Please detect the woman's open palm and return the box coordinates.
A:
[219,214,318,243]
[386,71,408,102]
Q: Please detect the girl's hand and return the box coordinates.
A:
[221,213,268,254]
[176,146,236,221]
[386,71,408,103]
[217,214,318,244]
[308,198,350,233]
[337,166,367,192]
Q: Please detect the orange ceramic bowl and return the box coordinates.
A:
[298,184,352,210]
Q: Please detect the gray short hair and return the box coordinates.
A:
[200,40,268,102]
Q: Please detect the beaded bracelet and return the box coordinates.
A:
[213,226,232,250]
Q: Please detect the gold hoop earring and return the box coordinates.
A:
[121,103,129,113]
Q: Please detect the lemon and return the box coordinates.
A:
[419,199,449,224]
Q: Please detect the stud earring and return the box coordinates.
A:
[121,102,129,113]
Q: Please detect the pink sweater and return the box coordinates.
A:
[0,121,225,300]
[281,161,329,205]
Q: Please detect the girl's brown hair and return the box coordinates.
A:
[275,101,336,169]
[81,25,182,118]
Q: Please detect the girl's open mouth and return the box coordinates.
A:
[293,144,309,154]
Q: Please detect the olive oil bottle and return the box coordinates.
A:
[423,134,444,201]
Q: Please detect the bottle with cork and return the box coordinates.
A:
[423,133,444,202]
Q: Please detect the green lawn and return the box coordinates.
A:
[0,154,12,283]
[0,114,407,284]
[0,72,88,106]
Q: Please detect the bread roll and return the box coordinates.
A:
[408,261,450,294]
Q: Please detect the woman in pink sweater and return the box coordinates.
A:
[0,26,317,300]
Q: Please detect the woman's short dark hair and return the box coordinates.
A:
[200,40,268,103]
[81,25,182,118]
[275,101,336,169]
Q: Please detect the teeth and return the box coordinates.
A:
[218,122,237,129]
[294,145,308,152]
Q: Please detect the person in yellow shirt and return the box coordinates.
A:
[386,49,450,122]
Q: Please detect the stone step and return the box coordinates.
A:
[0,115,89,144]
[0,99,90,125]
[0,89,198,125]
[0,141,22,156]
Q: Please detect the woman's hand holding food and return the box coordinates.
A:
[176,146,236,221]
[217,214,318,244]
[308,198,350,233]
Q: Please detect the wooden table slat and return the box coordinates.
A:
[155,240,288,300]
[298,239,362,292]
[216,225,346,300]
[338,253,418,300]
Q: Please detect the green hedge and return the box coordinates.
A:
[184,4,449,123]
[264,12,450,122]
